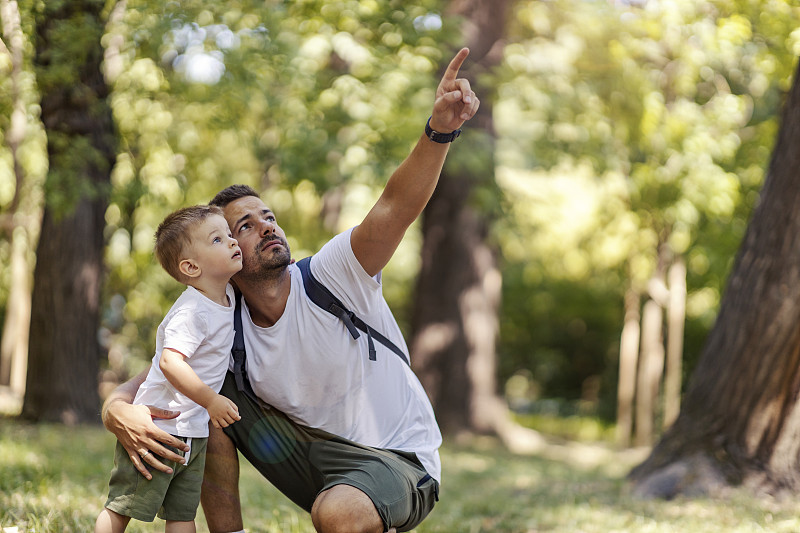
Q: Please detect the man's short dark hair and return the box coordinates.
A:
[210,184,260,208]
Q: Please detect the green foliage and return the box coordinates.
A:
[493,0,800,410]
[98,0,457,370]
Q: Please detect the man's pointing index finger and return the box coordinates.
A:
[443,47,470,81]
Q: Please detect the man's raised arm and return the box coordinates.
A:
[351,47,480,276]
[101,366,189,479]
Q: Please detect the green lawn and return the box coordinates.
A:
[2,417,800,532]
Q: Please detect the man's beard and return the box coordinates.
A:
[239,235,292,282]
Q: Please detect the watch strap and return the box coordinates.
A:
[425,116,461,143]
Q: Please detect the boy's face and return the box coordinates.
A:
[186,214,242,281]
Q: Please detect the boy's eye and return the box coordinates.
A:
[213,237,221,243]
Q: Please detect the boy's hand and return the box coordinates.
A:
[207,394,241,428]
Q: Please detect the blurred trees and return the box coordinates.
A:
[493,0,800,443]
[98,0,461,386]
[630,58,800,498]
[410,0,522,441]
[0,0,42,404]
[1,0,799,449]
[21,0,116,423]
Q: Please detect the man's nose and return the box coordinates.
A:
[259,219,275,235]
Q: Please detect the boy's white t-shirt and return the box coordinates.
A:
[134,284,235,438]
[241,228,443,481]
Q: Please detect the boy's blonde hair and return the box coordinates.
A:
[154,205,224,283]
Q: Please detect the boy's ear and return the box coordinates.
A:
[179,258,201,279]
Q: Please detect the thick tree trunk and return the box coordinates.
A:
[629,59,800,498]
[410,0,512,437]
[21,0,115,423]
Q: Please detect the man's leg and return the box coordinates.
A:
[201,425,244,532]
[311,485,395,533]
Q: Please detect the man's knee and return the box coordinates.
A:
[310,485,384,533]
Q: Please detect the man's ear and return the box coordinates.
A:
[179,258,201,279]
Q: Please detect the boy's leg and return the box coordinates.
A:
[165,521,196,533]
[95,507,130,533]
[200,424,243,532]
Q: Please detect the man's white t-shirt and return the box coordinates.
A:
[134,284,235,438]
[241,228,443,481]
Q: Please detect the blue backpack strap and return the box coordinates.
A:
[231,291,271,408]
[232,291,247,392]
[296,256,411,367]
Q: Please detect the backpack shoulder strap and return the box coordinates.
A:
[232,291,247,392]
[296,256,410,367]
[231,291,270,407]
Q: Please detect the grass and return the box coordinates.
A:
[3,417,800,532]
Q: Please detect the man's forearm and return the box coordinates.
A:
[101,367,149,427]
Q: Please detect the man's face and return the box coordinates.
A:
[222,195,291,282]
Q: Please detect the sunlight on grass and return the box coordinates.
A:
[4,418,800,532]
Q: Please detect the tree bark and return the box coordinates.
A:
[410,0,511,436]
[629,59,800,498]
[663,258,686,429]
[616,287,640,447]
[634,298,664,447]
[21,0,115,423]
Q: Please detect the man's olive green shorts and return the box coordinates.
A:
[104,436,207,522]
[219,372,439,532]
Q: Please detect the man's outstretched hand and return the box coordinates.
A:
[430,48,480,134]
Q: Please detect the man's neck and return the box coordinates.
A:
[237,267,292,327]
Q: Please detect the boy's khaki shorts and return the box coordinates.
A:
[104,436,207,522]
[219,372,439,532]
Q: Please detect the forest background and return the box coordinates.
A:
[3,0,800,521]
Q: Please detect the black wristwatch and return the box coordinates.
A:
[425,116,461,143]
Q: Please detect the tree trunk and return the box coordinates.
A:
[629,59,800,498]
[663,258,686,429]
[411,0,511,436]
[616,287,641,447]
[21,0,115,423]
[634,298,664,446]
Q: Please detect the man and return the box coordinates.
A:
[102,48,479,533]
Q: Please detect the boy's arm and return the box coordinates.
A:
[159,348,240,429]
[351,47,479,276]
[101,366,189,480]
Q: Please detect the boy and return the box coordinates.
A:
[95,205,243,533]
